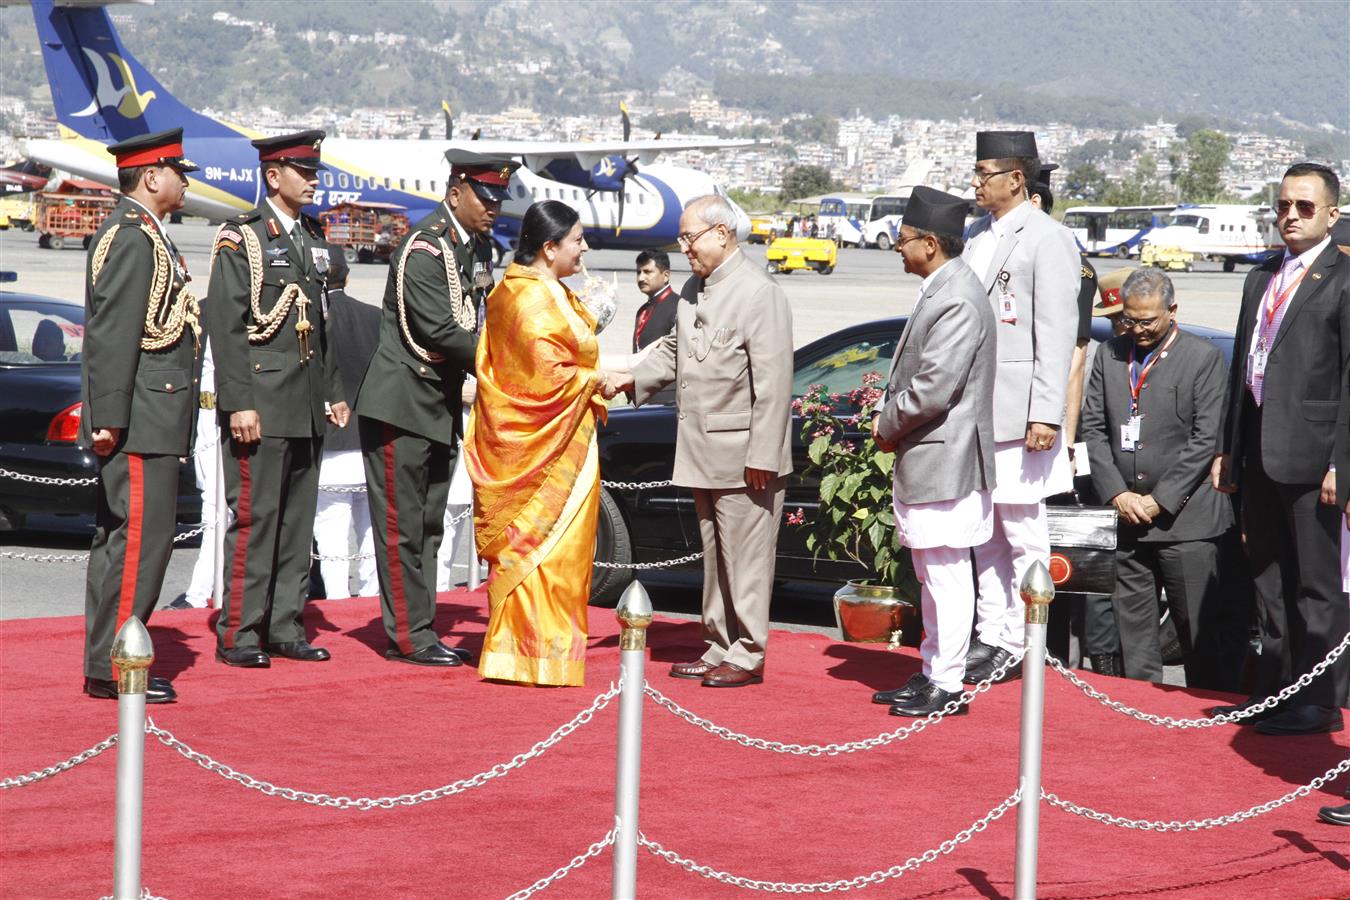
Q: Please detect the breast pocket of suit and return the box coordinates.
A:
[135,363,192,424]
[1301,399,1338,422]
[137,363,191,398]
[400,355,443,384]
[249,346,289,383]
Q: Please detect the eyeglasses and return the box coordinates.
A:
[971,167,1015,186]
[1120,309,1175,329]
[676,224,719,248]
[1276,199,1331,219]
[894,233,927,250]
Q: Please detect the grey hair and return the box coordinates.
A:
[1120,267,1175,308]
[686,194,738,230]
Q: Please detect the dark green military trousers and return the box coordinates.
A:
[84,451,180,680]
[359,416,453,655]
[216,432,320,650]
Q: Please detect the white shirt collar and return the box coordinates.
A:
[1283,235,1331,271]
[445,200,471,246]
[991,198,1030,236]
[920,258,955,295]
[265,198,298,237]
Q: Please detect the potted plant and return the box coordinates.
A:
[791,373,919,645]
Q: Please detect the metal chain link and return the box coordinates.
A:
[310,551,377,562]
[0,465,98,486]
[594,551,703,570]
[502,829,616,900]
[318,484,367,494]
[2,524,208,564]
[1047,629,1350,727]
[98,889,167,900]
[1043,757,1350,831]
[644,651,1024,755]
[143,683,621,809]
[0,734,118,789]
[639,788,1021,892]
[600,479,673,491]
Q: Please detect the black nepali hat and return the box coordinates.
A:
[252,130,327,170]
[1037,163,1059,188]
[902,186,968,238]
[444,148,519,204]
[975,130,1038,160]
[108,128,198,172]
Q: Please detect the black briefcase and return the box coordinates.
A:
[1045,504,1118,595]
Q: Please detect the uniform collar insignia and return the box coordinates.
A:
[1311,272,1323,280]
[266,245,288,258]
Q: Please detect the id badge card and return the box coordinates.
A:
[1251,348,1268,380]
[996,272,1016,323]
[1120,415,1141,452]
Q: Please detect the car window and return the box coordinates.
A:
[0,298,84,365]
[793,331,898,415]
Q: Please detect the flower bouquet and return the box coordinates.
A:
[575,262,618,334]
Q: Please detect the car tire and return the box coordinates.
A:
[590,487,633,606]
[1115,244,1130,259]
[38,233,50,249]
[817,265,834,275]
[874,232,892,251]
[49,234,65,250]
[1222,258,1236,273]
[343,246,359,264]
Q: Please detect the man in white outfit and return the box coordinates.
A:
[870,186,999,717]
[435,378,478,592]
[168,339,224,610]
[961,130,1080,683]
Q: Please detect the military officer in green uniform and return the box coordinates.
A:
[205,130,349,668]
[82,129,203,703]
[357,149,518,666]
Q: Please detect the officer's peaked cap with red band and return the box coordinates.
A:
[445,148,519,203]
[107,128,199,172]
[252,130,327,170]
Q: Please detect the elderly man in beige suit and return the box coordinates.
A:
[616,194,794,687]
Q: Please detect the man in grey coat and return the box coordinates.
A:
[870,186,998,717]
[1081,269,1233,686]
[962,130,1081,683]
[623,195,794,687]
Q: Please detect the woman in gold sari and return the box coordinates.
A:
[465,201,624,686]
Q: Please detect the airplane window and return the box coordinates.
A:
[531,187,538,199]
[430,181,438,194]
[544,188,552,199]
[338,173,349,189]
[639,193,646,205]
[399,179,406,190]
[322,171,334,188]
[572,189,580,201]
[415,179,422,191]
[383,178,391,189]
[515,185,526,199]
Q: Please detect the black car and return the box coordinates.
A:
[0,284,200,532]
[591,315,1236,603]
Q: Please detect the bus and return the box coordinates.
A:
[816,192,912,249]
[1060,205,1175,258]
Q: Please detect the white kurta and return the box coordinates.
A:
[892,487,994,550]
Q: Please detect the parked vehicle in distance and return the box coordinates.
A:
[1141,204,1283,272]
[1061,205,1175,258]
[765,236,837,275]
[320,201,410,264]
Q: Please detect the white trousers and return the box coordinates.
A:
[972,501,1049,653]
[183,408,224,607]
[913,545,977,692]
[313,449,377,599]
[1342,520,1350,595]
[435,412,475,593]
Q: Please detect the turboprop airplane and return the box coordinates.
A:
[21,0,758,251]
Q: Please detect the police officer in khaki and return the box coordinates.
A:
[205,130,349,668]
[357,149,517,666]
[82,129,202,703]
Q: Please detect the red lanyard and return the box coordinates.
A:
[1262,261,1307,331]
[1127,324,1179,413]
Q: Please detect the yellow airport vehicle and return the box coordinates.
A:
[1140,243,1194,273]
[747,214,787,245]
[0,194,37,231]
[765,236,836,275]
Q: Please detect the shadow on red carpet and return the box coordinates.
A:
[2,589,1348,899]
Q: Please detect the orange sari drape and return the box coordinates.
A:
[465,263,607,686]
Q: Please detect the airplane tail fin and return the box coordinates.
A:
[31,0,235,142]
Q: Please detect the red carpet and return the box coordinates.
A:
[2,591,1348,899]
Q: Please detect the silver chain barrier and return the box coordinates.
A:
[2,524,207,564]
[142,682,621,809]
[600,479,673,491]
[1043,756,1350,831]
[502,828,616,900]
[638,788,1021,893]
[318,484,367,493]
[0,465,98,487]
[594,550,703,570]
[1047,628,1350,727]
[644,650,1023,755]
[98,889,167,900]
[0,470,673,491]
[0,734,118,789]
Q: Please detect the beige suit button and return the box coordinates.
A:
[679,412,686,420]
[687,351,693,358]
[680,380,687,389]
[695,321,702,329]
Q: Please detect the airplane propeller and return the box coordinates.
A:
[613,101,649,235]
[442,100,453,140]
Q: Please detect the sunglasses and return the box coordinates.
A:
[1276,199,1331,219]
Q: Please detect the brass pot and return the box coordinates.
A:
[833,580,917,644]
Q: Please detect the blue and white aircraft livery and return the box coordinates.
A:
[22,0,756,249]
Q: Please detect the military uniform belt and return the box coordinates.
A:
[199,391,216,410]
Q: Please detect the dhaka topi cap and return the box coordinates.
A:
[976,130,1038,161]
[902,185,968,238]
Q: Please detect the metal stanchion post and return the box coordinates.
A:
[212,435,226,610]
[466,509,482,590]
[111,617,153,900]
[1013,559,1055,900]
[611,580,652,900]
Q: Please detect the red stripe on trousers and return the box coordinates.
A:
[383,425,413,654]
[225,452,252,649]
[113,453,144,674]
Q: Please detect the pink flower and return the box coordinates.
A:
[791,398,803,413]
[812,426,835,438]
[861,371,884,387]
[839,441,856,454]
[786,508,806,526]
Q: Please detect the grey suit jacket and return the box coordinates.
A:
[876,257,997,505]
[632,249,794,488]
[964,201,1080,441]
[1081,329,1234,542]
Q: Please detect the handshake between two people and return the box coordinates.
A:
[600,369,634,400]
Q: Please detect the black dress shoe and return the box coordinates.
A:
[446,646,473,662]
[962,648,1021,685]
[872,673,930,705]
[265,640,331,662]
[386,642,463,667]
[1206,695,1278,723]
[965,638,998,669]
[1319,801,1350,826]
[889,682,968,718]
[163,595,204,611]
[1254,704,1344,736]
[83,676,177,704]
[215,646,271,668]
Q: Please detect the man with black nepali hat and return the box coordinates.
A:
[962,130,1080,684]
[869,186,999,717]
[82,128,203,703]
[205,130,349,668]
[356,148,518,667]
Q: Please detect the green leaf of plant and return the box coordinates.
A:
[808,434,831,466]
[819,473,839,504]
